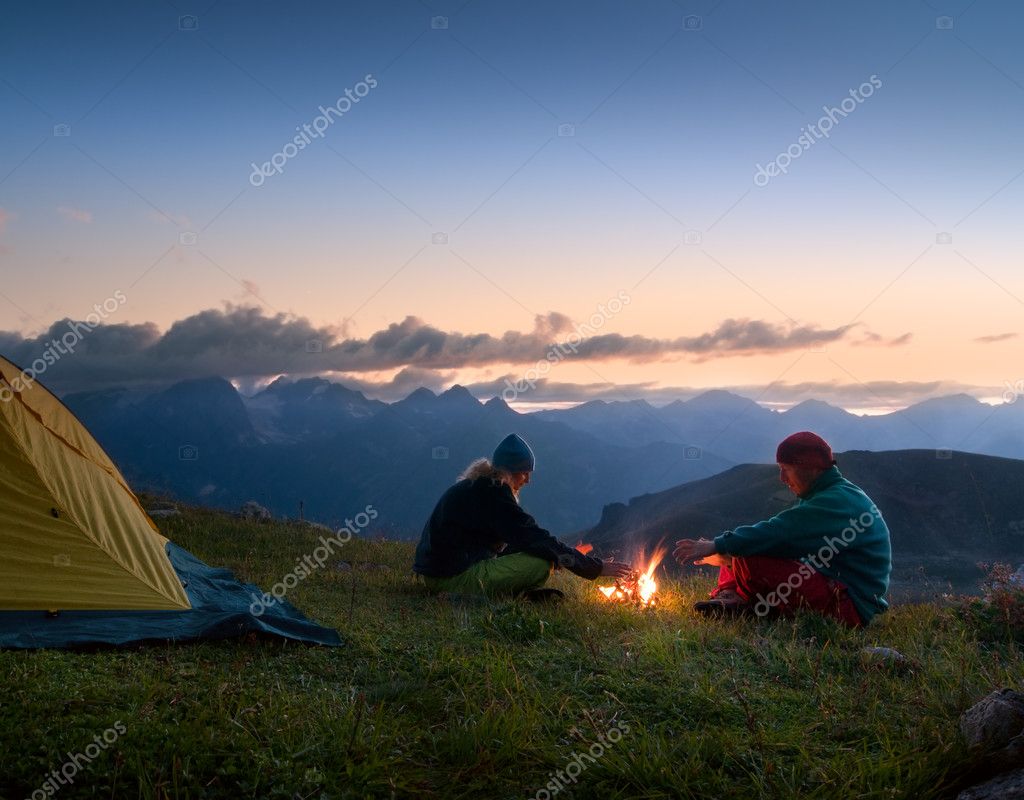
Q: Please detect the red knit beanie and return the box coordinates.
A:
[776,431,835,470]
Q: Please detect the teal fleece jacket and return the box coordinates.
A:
[713,466,892,624]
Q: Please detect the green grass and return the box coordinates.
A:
[1,505,1020,799]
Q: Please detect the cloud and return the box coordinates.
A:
[0,306,891,394]
[57,206,93,223]
[854,330,912,347]
[572,319,857,363]
[975,332,1018,344]
[332,315,856,370]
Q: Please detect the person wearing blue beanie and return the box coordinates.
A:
[414,433,632,598]
[492,433,535,474]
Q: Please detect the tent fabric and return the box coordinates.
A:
[0,355,189,610]
[0,352,341,648]
[0,542,343,649]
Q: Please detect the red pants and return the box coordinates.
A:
[713,556,862,628]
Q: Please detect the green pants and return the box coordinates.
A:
[423,553,552,597]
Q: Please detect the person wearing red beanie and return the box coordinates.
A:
[775,431,835,470]
[673,431,892,627]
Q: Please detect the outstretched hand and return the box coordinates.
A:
[600,560,634,579]
[673,538,716,565]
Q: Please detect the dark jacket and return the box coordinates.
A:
[413,477,603,580]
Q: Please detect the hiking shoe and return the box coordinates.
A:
[694,597,751,618]
[521,588,566,603]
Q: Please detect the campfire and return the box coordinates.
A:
[590,544,667,607]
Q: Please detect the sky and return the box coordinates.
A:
[1,0,1022,413]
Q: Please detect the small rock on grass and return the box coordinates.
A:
[239,501,272,521]
[859,646,911,672]
[957,766,1024,800]
[960,689,1024,771]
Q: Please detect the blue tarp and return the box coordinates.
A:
[0,543,342,649]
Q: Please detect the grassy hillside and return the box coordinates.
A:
[1,505,1021,799]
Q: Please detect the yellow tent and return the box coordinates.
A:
[0,355,190,611]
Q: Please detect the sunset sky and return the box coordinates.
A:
[1,0,1021,413]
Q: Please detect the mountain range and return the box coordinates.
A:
[63,377,1024,545]
[65,377,732,535]
[535,390,1024,462]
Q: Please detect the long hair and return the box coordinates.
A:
[459,458,520,501]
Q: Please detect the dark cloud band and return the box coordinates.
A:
[0,305,874,393]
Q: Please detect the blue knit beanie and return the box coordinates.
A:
[492,433,535,472]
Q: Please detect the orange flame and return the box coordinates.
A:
[636,544,667,606]
[597,544,667,607]
[574,541,594,555]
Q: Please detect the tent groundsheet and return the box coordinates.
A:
[0,542,342,649]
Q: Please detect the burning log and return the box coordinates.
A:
[596,545,666,607]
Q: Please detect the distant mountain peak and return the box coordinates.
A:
[901,393,988,415]
[919,393,983,407]
[398,387,437,406]
[675,390,769,420]
[439,384,480,405]
[484,396,511,411]
[162,376,239,399]
[789,398,835,409]
[785,398,853,416]
[687,389,757,406]
[256,375,366,403]
[265,376,293,391]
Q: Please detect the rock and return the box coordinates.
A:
[960,689,1024,771]
[859,646,911,672]
[957,766,1024,800]
[239,501,272,521]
